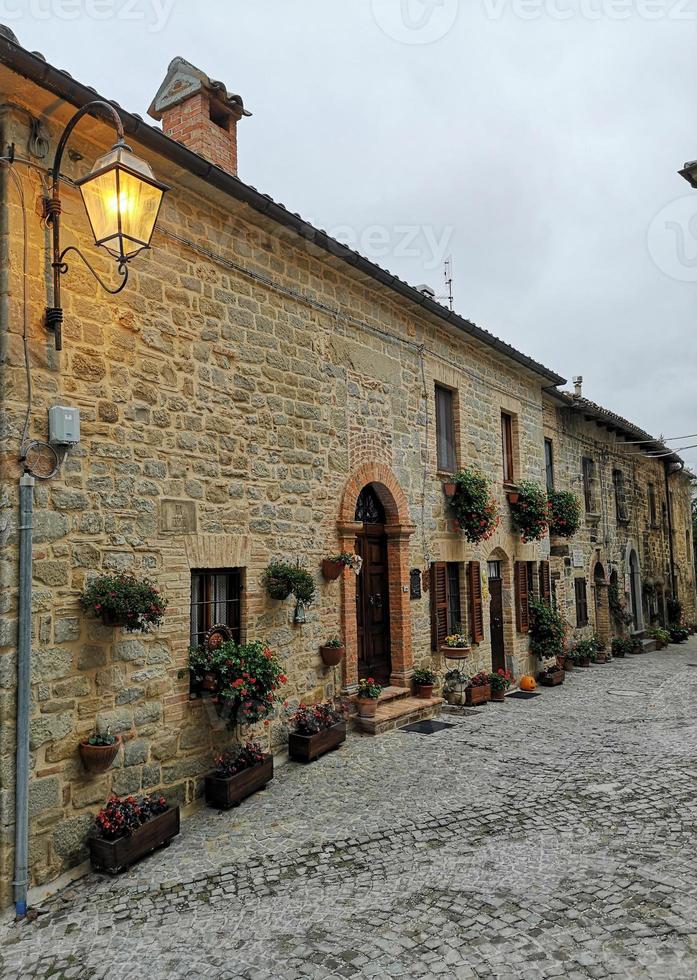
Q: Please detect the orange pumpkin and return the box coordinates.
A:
[519,675,537,692]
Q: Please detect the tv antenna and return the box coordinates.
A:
[443,257,453,311]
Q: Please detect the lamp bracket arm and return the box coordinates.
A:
[56,245,129,295]
[50,100,126,187]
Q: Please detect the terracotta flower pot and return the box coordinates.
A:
[321,559,344,582]
[356,697,378,718]
[564,658,575,670]
[100,610,128,628]
[506,491,520,505]
[440,644,470,658]
[320,644,344,667]
[416,684,434,699]
[442,482,457,499]
[79,737,121,774]
[266,577,293,601]
[490,688,506,702]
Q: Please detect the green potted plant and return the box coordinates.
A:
[669,625,689,644]
[548,489,582,538]
[465,670,491,706]
[564,648,578,670]
[320,636,345,667]
[611,636,631,658]
[574,639,595,668]
[412,666,437,699]
[79,728,120,774]
[449,467,500,543]
[322,553,363,581]
[263,560,316,605]
[204,740,273,810]
[529,598,566,663]
[440,629,470,656]
[444,667,468,705]
[488,668,512,702]
[356,677,382,717]
[190,640,287,728]
[80,572,167,632]
[538,664,564,687]
[509,482,550,542]
[647,626,670,650]
[287,701,347,762]
[88,793,179,874]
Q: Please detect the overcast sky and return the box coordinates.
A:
[9,0,697,469]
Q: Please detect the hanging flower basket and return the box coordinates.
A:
[548,490,582,538]
[509,482,551,542]
[320,639,344,667]
[442,481,457,499]
[321,559,344,581]
[449,467,500,544]
[79,733,121,774]
[80,572,167,633]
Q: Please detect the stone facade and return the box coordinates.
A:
[0,49,694,907]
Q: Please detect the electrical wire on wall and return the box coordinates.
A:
[0,154,61,479]
[417,344,432,569]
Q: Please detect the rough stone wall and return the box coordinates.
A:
[542,398,696,638]
[0,101,551,903]
[0,87,694,907]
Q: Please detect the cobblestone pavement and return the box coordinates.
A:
[4,642,697,979]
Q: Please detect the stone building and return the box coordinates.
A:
[0,31,694,906]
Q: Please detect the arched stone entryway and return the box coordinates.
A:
[337,464,416,691]
[626,542,644,633]
[486,548,513,673]
[592,560,611,651]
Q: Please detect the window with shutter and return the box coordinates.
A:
[501,412,514,483]
[515,561,529,633]
[544,439,555,492]
[539,561,551,602]
[435,385,457,473]
[190,569,243,649]
[468,561,484,643]
[446,563,462,633]
[430,563,448,650]
[612,469,628,522]
[575,578,589,627]
[582,458,595,513]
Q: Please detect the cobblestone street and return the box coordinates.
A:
[3,642,697,979]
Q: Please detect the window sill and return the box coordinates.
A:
[585,513,601,525]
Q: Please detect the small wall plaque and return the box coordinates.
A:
[410,568,423,600]
[160,499,197,534]
[572,549,584,568]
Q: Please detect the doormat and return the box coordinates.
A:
[400,720,454,734]
[506,691,542,700]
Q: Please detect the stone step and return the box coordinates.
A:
[355,695,443,736]
[348,686,411,707]
[641,638,657,653]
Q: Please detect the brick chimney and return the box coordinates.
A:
[148,57,251,176]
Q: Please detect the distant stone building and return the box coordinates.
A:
[0,33,694,906]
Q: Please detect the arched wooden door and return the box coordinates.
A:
[355,485,391,683]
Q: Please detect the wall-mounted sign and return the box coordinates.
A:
[160,499,197,534]
[410,568,422,600]
[572,549,584,568]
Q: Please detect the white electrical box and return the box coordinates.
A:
[48,405,80,445]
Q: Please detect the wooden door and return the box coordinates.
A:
[489,576,505,672]
[355,526,391,684]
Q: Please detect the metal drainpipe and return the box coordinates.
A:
[14,471,34,917]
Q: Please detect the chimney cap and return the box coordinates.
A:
[148,56,252,123]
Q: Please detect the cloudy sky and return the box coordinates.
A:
[9,0,697,468]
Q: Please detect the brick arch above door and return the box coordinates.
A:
[336,463,416,692]
[338,462,411,527]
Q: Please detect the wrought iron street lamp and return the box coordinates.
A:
[45,100,168,351]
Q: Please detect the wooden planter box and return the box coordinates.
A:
[288,722,346,763]
[539,670,564,687]
[88,806,180,875]
[205,755,273,810]
[465,684,491,706]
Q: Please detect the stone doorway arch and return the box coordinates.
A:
[592,560,611,651]
[337,464,415,691]
[626,543,644,633]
